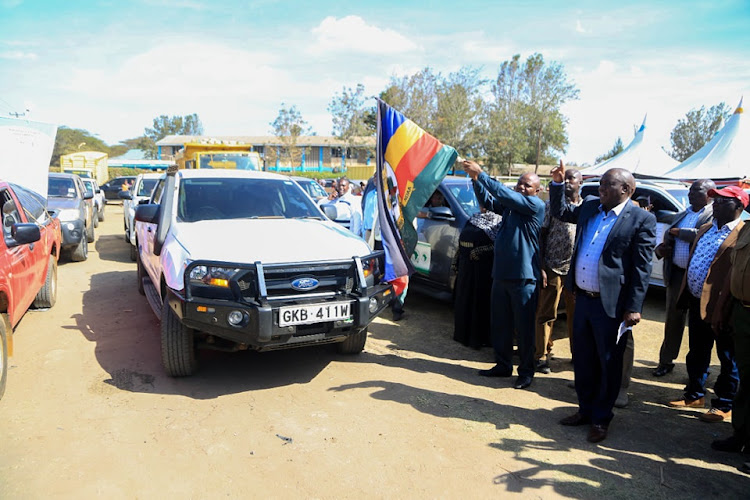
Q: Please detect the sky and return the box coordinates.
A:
[1,0,748,165]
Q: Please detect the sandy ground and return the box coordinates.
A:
[0,205,748,499]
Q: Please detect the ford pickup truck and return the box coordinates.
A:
[134,167,392,376]
[0,182,61,399]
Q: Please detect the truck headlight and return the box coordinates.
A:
[57,209,81,222]
[189,265,240,288]
[360,255,382,284]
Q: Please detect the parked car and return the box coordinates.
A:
[100,176,137,203]
[47,173,95,261]
[409,176,481,300]
[120,173,161,261]
[133,167,392,376]
[0,181,61,399]
[81,177,105,225]
[292,176,328,202]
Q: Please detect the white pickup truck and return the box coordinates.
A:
[134,167,392,376]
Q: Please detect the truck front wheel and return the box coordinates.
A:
[70,233,88,262]
[33,255,57,308]
[336,327,368,354]
[86,220,95,243]
[0,321,7,400]
[160,300,197,377]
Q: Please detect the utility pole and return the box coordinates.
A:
[8,111,26,118]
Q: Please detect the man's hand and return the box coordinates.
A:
[550,159,565,183]
[623,311,641,327]
[654,242,671,259]
[669,228,679,236]
[462,160,482,180]
[541,269,548,288]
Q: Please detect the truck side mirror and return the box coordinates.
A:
[119,191,133,200]
[322,204,338,220]
[83,192,94,200]
[9,223,41,247]
[135,204,160,224]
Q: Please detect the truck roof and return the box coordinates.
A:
[176,169,289,181]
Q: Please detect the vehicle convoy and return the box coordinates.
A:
[81,177,105,225]
[59,151,109,185]
[174,141,262,171]
[47,173,95,261]
[0,182,61,399]
[120,173,161,261]
[133,167,393,376]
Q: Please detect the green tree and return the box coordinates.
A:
[50,127,111,167]
[380,68,439,133]
[434,67,485,160]
[143,113,203,159]
[595,136,624,164]
[669,103,731,162]
[270,103,313,170]
[328,84,374,166]
[521,53,579,171]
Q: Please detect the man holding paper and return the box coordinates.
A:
[550,163,656,443]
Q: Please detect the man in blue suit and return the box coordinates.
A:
[550,162,656,443]
[463,160,545,390]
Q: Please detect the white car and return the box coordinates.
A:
[120,173,161,261]
[80,178,105,226]
[133,168,392,377]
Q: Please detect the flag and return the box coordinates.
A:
[375,99,458,282]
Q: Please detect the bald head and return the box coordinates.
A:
[599,168,635,210]
[516,172,542,197]
[688,178,715,211]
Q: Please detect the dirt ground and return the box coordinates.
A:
[0,205,748,499]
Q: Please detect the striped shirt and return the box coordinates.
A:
[672,207,705,269]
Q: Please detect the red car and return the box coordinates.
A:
[0,181,61,400]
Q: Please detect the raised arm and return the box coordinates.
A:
[549,161,582,224]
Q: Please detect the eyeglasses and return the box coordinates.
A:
[712,197,736,205]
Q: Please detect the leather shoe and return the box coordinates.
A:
[535,360,551,374]
[653,363,674,377]
[559,412,591,426]
[711,435,746,453]
[700,408,731,423]
[614,390,629,408]
[513,375,533,389]
[478,366,512,378]
[668,396,705,408]
[587,424,609,443]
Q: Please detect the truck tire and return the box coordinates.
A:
[336,327,367,354]
[98,205,105,222]
[0,321,7,400]
[33,255,57,309]
[161,300,197,377]
[136,246,145,295]
[86,220,95,243]
[129,243,137,262]
[70,233,88,262]
[93,211,99,228]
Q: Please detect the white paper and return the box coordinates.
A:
[617,322,632,344]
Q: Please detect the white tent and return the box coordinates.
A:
[579,115,678,177]
[661,98,748,184]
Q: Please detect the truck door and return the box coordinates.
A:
[1,191,36,322]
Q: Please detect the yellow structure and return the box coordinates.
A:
[60,151,109,184]
[174,141,262,171]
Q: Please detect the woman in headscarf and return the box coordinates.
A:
[452,201,502,349]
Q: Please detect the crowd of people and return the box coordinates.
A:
[460,159,750,469]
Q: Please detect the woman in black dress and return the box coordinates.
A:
[453,205,502,349]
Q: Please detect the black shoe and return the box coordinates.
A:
[513,375,533,389]
[478,366,512,378]
[652,363,674,377]
[535,360,551,374]
[711,435,746,453]
[392,310,404,321]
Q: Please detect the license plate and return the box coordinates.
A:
[278,302,353,327]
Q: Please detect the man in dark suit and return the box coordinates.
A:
[550,162,656,443]
[463,160,545,390]
[652,179,715,376]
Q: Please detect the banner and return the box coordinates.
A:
[0,117,58,198]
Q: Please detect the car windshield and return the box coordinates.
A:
[666,188,688,209]
[82,180,95,196]
[298,179,327,199]
[177,177,322,222]
[444,178,480,216]
[138,179,159,197]
[48,178,77,199]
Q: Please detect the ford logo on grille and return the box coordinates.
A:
[291,277,319,291]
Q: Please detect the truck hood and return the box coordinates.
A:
[171,218,372,263]
[46,197,80,210]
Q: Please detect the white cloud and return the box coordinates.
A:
[308,15,420,56]
[140,0,206,10]
[575,20,586,33]
[0,50,37,60]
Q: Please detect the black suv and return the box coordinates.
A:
[101,176,137,202]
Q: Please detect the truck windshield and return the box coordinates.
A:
[177,178,322,222]
[48,178,77,199]
[198,153,260,170]
[138,179,159,197]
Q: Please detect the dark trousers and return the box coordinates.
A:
[490,279,538,378]
[658,266,687,365]
[572,293,626,425]
[684,296,738,410]
[731,301,750,443]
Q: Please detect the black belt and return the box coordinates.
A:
[576,287,600,298]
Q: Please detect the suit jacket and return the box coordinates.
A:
[473,172,545,281]
[678,219,745,327]
[660,204,714,286]
[550,183,657,319]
